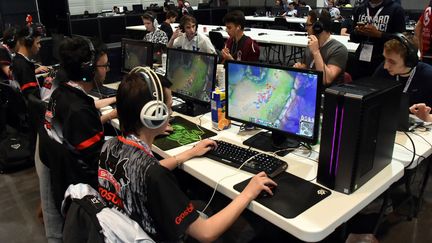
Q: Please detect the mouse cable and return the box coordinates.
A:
[201,146,296,214]
[403,131,416,169]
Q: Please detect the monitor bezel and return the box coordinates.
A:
[165,47,218,106]
[225,60,323,145]
[121,38,154,73]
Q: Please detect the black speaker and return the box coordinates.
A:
[317,79,402,194]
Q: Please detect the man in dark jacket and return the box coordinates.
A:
[349,0,406,79]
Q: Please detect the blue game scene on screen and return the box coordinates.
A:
[166,49,216,103]
[227,63,318,138]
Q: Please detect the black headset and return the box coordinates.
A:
[24,26,35,48]
[129,66,169,129]
[179,15,198,32]
[80,38,96,82]
[312,10,331,36]
[391,33,418,68]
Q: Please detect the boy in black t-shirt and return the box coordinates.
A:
[160,10,178,40]
[11,24,50,99]
[99,66,277,242]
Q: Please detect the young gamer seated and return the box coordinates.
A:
[167,15,216,54]
[98,66,277,242]
[372,34,432,108]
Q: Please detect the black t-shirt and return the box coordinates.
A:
[11,53,40,98]
[160,22,174,41]
[0,45,12,81]
[46,83,103,174]
[373,62,432,107]
[98,136,199,241]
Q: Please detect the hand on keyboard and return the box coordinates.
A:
[190,139,218,157]
[242,172,277,200]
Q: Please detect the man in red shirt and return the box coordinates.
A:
[415,0,432,65]
[221,10,260,62]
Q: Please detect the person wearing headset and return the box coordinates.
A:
[142,12,169,45]
[0,26,17,82]
[293,10,348,86]
[168,15,216,54]
[221,10,260,62]
[372,35,432,108]
[38,36,117,242]
[11,24,50,99]
[98,66,277,242]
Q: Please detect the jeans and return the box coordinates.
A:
[35,135,64,243]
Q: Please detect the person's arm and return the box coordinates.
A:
[159,139,217,170]
[186,172,277,242]
[167,28,182,48]
[340,27,350,36]
[293,62,307,69]
[100,109,117,124]
[94,96,116,109]
[410,103,432,122]
[309,35,344,86]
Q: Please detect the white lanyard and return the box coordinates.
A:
[126,134,154,156]
[396,66,417,93]
[366,6,384,25]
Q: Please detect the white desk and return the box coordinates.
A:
[245,15,308,24]
[106,109,404,242]
[126,24,359,53]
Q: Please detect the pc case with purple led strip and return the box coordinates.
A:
[317,79,402,194]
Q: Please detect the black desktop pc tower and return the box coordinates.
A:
[317,79,402,194]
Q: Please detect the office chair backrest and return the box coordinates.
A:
[272,17,289,30]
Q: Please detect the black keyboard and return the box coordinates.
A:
[89,86,117,98]
[204,140,288,178]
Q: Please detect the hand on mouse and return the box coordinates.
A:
[241,172,277,200]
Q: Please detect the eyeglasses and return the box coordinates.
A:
[95,62,110,69]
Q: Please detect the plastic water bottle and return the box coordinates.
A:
[161,53,167,70]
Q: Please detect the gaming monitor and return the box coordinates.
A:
[165,48,217,116]
[225,60,322,154]
[121,38,153,73]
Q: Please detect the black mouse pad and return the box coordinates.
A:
[154,116,217,151]
[234,172,331,218]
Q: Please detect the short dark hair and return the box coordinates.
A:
[2,26,17,49]
[58,36,106,82]
[308,9,331,32]
[16,24,43,48]
[117,72,172,134]
[223,10,246,30]
[166,10,178,19]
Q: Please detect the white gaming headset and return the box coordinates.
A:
[129,66,169,129]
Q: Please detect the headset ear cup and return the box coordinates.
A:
[312,21,323,36]
[140,100,169,129]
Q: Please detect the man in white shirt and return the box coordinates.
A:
[167,15,216,54]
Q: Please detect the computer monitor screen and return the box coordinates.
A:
[121,38,153,73]
[166,48,217,116]
[226,61,322,153]
[132,4,143,13]
[297,7,309,17]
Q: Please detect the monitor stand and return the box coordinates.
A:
[243,131,299,156]
[172,101,210,117]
